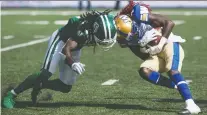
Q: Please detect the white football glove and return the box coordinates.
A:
[138,28,161,47]
[145,37,168,55]
[71,62,86,75]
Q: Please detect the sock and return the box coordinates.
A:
[14,72,41,94]
[148,71,176,89]
[11,89,17,96]
[185,99,195,106]
[170,73,192,100]
[42,79,72,93]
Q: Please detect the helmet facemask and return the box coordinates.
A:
[92,14,117,51]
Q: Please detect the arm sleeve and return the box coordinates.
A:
[131,4,150,24]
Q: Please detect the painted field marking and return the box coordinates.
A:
[54,20,68,25]
[101,79,119,86]
[34,35,49,39]
[193,36,202,40]
[2,35,14,40]
[1,38,49,52]
[173,20,185,26]
[17,21,49,25]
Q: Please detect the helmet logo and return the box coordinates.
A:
[93,22,99,33]
[119,15,131,23]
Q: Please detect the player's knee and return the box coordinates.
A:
[138,67,152,79]
[39,69,52,81]
[33,69,52,87]
[62,85,72,93]
[40,69,52,77]
[167,70,180,76]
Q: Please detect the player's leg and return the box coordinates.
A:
[31,36,65,105]
[2,30,61,108]
[139,56,176,89]
[42,50,81,93]
[41,65,75,93]
[163,42,201,114]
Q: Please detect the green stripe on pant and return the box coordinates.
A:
[42,32,60,70]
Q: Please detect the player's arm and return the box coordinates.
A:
[62,39,77,66]
[148,13,175,38]
[62,39,85,75]
[142,14,175,55]
[131,4,174,38]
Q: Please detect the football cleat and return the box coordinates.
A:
[2,91,16,109]
[179,103,201,114]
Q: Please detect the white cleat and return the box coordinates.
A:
[179,104,201,114]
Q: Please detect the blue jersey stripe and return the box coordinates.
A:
[171,42,180,70]
[132,4,141,23]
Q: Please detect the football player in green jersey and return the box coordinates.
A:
[3,10,117,109]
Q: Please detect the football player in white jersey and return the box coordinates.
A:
[114,1,201,114]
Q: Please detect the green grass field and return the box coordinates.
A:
[1,9,207,115]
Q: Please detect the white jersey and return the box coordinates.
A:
[126,21,153,46]
[126,21,186,47]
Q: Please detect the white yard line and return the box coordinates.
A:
[2,11,207,16]
[34,35,49,39]
[101,79,119,86]
[17,21,49,25]
[54,20,68,25]
[193,36,202,40]
[2,35,14,40]
[1,38,49,52]
[173,20,185,26]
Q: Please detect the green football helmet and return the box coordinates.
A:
[92,14,117,51]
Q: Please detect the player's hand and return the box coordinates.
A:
[145,37,167,55]
[138,29,159,47]
[71,62,86,75]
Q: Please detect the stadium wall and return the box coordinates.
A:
[1,1,207,8]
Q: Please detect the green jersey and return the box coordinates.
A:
[58,12,117,50]
[59,16,87,49]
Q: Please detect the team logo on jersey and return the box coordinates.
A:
[93,22,99,33]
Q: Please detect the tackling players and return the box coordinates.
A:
[3,10,117,108]
[114,1,201,114]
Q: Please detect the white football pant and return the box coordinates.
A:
[41,29,81,85]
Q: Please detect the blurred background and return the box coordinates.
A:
[2,1,207,9]
[1,1,207,115]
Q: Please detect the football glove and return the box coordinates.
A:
[145,37,167,55]
[138,28,161,47]
[71,62,86,75]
